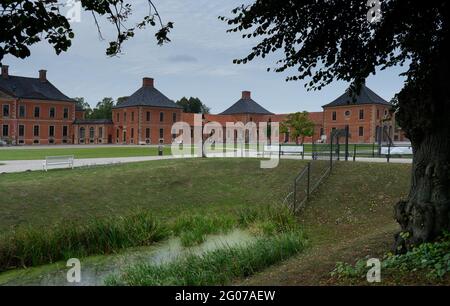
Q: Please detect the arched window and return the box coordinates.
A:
[79,127,85,139]
[89,127,95,139]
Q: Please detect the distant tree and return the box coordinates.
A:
[281,112,315,144]
[89,97,115,119]
[116,96,129,106]
[73,97,92,117]
[222,1,450,252]
[176,97,210,114]
[0,1,172,62]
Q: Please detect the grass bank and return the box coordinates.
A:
[105,231,307,286]
[240,162,413,285]
[0,211,166,272]
[0,158,302,231]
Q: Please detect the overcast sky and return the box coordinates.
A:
[3,0,407,114]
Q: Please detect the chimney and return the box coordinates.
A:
[39,69,47,82]
[143,77,154,88]
[1,65,9,79]
[242,91,251,100]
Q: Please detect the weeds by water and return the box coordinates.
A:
[172,215,235,247]
[105,231,307,286]
[0,205,302,272]
[0,211,167,272]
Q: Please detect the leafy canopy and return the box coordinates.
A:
[0,0,173,61]
[280,111,315,144]
[221,1,450,139]
[176,97,210,114]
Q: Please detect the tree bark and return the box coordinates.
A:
[393,129,450,253]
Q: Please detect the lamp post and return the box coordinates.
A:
[201,114,207,158]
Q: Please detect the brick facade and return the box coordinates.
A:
[0,66,407,146]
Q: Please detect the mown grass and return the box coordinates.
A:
[105,231,307,286]
[0,146,175,161]
[0,158,303,232]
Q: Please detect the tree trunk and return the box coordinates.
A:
[393,129,450,253]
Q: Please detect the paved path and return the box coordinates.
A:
[0,155,195,174]
[0,151,411,174]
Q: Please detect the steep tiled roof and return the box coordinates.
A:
[114,79,181,109]
[0,75,74,102]
[323,84,391,108]
[220,92,273,115]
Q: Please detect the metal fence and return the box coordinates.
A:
[284,140,338,213]
[278,142,412,163]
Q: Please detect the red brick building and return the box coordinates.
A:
[72,119,114,144]
[181,91,324,144]
[0,65,405,146]
[0,65,77,145]
[112,78,183,145]
[322,84,406,144]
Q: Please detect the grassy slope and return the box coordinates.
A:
[0,146,174,160]
[0,158,303,232]
[240,162,415,285]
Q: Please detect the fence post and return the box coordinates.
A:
[293,179,297,212]
[353,144,356,162]
[345,125,349,161]
[387,142,391,163]
[307,162,311,199]
[372,142,375,158]
[279,143,281,159]
[330,139,333,171]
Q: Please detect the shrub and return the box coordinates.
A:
[331,232,450,280]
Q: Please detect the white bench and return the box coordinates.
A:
[263,145,304,158]
[380,146,413,155]
[280,145,304,156]
[43,155,74,171]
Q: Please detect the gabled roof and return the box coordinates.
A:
[220,92,274,115]
[323,84,391,108]
[114,79,181,109]
[0,75,74,102]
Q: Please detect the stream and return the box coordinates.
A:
[0,229,254,286]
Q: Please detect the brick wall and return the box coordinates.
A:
[0,98,75,145]
[112,106,183,144]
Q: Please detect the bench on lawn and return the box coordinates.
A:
[380,146,413,156]
[43,155,74,172]
[263,145,304,158]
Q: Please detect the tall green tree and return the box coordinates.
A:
[222,1,450,251]
[281,112,315,144]
[73,97,92,117]
[0,0,172,61]
[89,97,115,119]
[176,97,210,114]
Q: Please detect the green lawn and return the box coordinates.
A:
[0,158,304,232]
[0,146,176,161]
